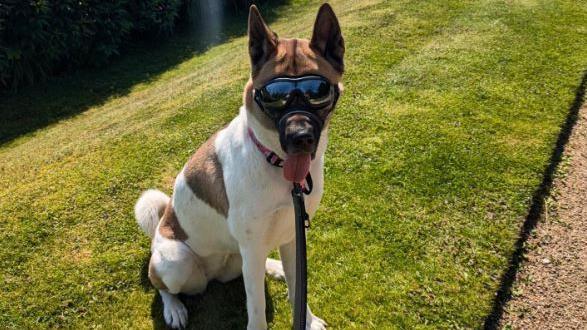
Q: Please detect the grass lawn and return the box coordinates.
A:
[1,0,586,328]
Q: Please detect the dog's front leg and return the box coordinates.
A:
[241,244,269,330]
[279,240,327,330]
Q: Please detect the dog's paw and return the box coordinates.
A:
[161,293,188,329]
[265,258,285,281]
[307,313,327,330]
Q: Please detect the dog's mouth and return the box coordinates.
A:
[283,152,312,183]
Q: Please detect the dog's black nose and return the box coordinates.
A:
[291,132,315,152]
[279,113,320,155]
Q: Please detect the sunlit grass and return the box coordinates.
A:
[0,0,586,328]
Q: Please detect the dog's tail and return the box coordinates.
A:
[134,189,169,239]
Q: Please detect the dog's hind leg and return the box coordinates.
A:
[265,258,285,281]
[159,290,188,329]
[149,237,208,328]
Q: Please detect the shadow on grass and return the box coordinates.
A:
[483,69,587,329]
[140,253,275,329]
[0,1,289,146]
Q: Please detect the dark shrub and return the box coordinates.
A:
[128,0,184,36]
[0,0,187,90]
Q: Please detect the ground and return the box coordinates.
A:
[0,0,586,329]
[501,103,587,329]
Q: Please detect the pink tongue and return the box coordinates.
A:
[283,154,311,183]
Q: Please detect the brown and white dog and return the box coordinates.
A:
[134,4,344,329]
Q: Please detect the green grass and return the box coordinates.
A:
[1,0,586,328]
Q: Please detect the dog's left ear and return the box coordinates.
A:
[248,5,278,76]
[311,3,345,73]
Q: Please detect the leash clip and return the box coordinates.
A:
[301,206,311,229]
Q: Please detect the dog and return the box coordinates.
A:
[134,3,344,329]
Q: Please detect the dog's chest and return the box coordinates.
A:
[223,162,323,247]
[216,114,325,247]
[232,188,322,249]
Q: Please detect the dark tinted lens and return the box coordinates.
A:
[299,79,333,106]
[259,81,293,109]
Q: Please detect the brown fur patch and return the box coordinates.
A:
[148,260,168,291]
[255,38,342,86]
[158,203,188,240]
[184,134,229,217]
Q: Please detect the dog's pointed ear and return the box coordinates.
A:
[248,5,278,75]
[311,3,345,73]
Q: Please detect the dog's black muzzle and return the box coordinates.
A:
[277,110,324,157]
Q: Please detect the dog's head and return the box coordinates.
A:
[244,3,344,168]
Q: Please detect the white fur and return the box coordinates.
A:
[265,258,286,281]
[136,106,328,329]
[135,189,169,238]
[160,290,188,328]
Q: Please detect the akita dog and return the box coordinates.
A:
[135,3,344,329]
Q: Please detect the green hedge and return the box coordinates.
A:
[0,0,188,90]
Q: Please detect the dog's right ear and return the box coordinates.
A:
[248,5,277,76]
[311,3,344,73]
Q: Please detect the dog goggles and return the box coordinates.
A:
[253,75,339,119]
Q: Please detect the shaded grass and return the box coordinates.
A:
[0,0,586,328]
[0,0,289,145]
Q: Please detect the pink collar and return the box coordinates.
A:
[247,127,284,168]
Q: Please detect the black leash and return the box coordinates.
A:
[291,174,312,330]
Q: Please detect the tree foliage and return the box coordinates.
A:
[0,0,187,90]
